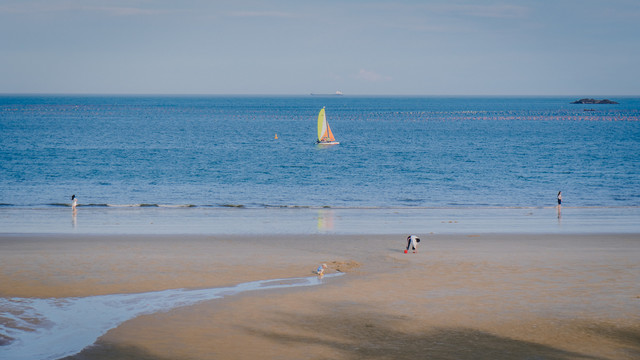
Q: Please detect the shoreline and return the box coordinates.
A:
[1,233,639,359]
[2,206,639,235]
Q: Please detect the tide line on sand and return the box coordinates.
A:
[0,273,343,360]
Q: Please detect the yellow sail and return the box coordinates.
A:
[317,107,327,141]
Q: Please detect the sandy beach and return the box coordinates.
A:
[1,233,639,359]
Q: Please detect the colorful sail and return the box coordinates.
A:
[317,107,336,143]
[317,107,326,141]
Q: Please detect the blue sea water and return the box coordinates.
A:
[1,95,639,234]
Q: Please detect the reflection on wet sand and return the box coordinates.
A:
[317,209,334,232]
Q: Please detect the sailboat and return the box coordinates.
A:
[316,107,339,145]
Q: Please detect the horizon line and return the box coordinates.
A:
[1,93,638,97]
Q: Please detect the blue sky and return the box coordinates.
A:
[1,0,639,95]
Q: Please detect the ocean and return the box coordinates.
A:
[1,95,639,234]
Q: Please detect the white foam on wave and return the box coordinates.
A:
[0,274,342,360]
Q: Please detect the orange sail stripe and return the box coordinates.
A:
[326,124,335,141]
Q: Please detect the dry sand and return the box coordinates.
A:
[1,233,639,359]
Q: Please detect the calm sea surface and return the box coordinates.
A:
[1,95,639,233]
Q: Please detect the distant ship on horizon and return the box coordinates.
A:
[310,91,343,96]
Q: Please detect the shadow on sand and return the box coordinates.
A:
[64,305,640,360]
[64,342,172,360]
[240,306,638,360]
[240,313,603,360]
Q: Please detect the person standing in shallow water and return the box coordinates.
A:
[71,195,77,212]
[557,191,562,220]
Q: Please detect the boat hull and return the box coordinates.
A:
[316,141,340,145]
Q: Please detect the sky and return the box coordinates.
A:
[1,0,639,95]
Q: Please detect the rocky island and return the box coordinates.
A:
[571,98,619,104]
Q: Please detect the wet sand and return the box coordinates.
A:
[1,233,639,359]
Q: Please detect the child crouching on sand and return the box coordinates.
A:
[405,235,420,253]
[316,263,327,276]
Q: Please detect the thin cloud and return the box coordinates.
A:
[88,6,173,16]
[329,72,343,81]
[366,2,529,19]
[0,2,66,14]
[363,2,530,35]
[226,11,297,18]
[436,4,529,19]
[0,1,176,16]
[355,69,392,82]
